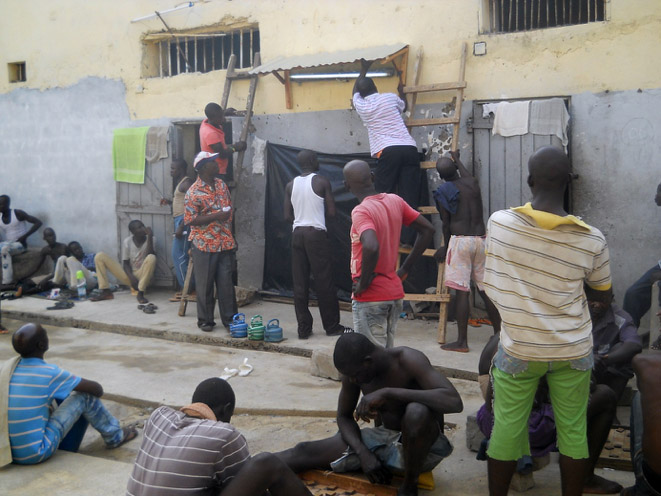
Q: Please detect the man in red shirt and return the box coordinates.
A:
[345,160,434,348]
[199,103,247,180]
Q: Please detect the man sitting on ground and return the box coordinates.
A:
[46,241,98,292]
[2,323,135,465]
[127,377,313,496]
[0,194,42,288]
[277,332,463,496]
[433,150,501,353]
[91,220,156,304]
[39,228,69,265]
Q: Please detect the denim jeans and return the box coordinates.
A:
[352,299,403,348]
[172,215,193,289]
[17,392,124,464]
[1,241,25,284]
[629,392,661,495]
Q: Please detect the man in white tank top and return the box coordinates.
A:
[284,150,348,339]
[0,195,43,287]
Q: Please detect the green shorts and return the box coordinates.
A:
[487,360,590,461]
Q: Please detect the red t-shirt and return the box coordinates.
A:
[350,193,419,302]
[199,119,229,174]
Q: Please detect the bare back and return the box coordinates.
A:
[447,176,486,236]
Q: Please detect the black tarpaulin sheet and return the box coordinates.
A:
[262,142,437,302]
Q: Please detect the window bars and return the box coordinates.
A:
[155,28,260,77]
[487,0,605,33]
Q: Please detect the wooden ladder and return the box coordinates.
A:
[178,53,261,317]
[398,43,468,344]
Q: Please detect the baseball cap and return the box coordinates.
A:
[193,151,220,171]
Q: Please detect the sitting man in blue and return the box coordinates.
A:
[3,323,136,465]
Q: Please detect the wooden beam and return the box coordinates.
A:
[398,247,437,257]
[404,293,451,302]
[403,81,466,93]
[380,45,409,65]
[271,70,285,85]
[300,470,397,496]
[451,42,468,152]
[418,206,439,215]
[421,160,436,169]
[284,70,292,109]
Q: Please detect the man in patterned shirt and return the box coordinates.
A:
[127,377,313,496]
[184,151,238,333]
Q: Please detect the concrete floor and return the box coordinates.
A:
[0,289,637,495]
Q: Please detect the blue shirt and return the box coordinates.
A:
[8,358,81,463]
[81,253,96,271]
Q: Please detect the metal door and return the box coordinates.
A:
[471,99,570,221]
[115,125,182,287]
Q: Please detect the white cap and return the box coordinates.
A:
[193,151,220,171]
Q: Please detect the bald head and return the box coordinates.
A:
[528,146,571,192]
[436,157,457,180]
[343,160,374,192]
[297,150,319,172]
[356,77,377,98]
[12,323,49,358]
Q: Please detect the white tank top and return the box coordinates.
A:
[0,209,29,243]
[292,174,326,231]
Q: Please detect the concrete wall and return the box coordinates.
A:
[0,77,130,255]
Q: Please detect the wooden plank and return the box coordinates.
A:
[300,470,397,496]
[178,256,194,316]
[474,123,492,220]
[221,54,236,109]
[406,47,423,131]
[489,134,506,214]
[404,293,451,302]
[418,206,439,215]
[403,81,466,94]
[406,116,460,127]
[421,160,436,169]
[451,43,468,152]
[261,294,352,312]
[436,262,448,343]
[398,247,437,257]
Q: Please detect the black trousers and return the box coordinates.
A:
[192,247,238,328]
[291,227,340,337]
[376,145,427,245]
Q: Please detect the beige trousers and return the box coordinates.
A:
[94,252,156,291]
[53,256,98,290]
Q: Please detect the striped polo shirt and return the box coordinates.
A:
[483,203,611,361]
[126,406,250,496]
[353,92,417,157]
[8,357,81,463]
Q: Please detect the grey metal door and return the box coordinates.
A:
[471,99,569,221]
[115,125,182,288]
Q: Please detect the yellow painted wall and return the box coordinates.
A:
[1,0,659,119]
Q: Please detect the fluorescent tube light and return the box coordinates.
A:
[289,71,393,81]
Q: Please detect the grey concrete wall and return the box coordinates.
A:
[0,77,130,257]
[571,88,661,304]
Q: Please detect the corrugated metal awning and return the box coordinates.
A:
[248,43,408,75]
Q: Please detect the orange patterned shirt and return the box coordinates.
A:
[184,177,235,252]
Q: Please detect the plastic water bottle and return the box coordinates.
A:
[76,270,87,300]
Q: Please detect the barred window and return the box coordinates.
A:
[143,27,260,78]
[484,0,606,33]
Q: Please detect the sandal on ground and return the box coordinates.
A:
[108,424,138,449]
[238,358,253,377]
[47,300,74,310]
[0,327,9,334]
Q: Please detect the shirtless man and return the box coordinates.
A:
[278,332,463,496]
[433,150,501,352]
[621,353,661,496]
[0,195,42,288]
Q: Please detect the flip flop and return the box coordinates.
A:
[219,367,239,381]
[238,357,253,377]
[467,318,482,327]
[108,424,138,449]
[142,305,156,314]
[47,300,74,310]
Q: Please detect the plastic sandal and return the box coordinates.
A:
[47,300,74,310]
[219,367,239,380]
[238,358,253,377]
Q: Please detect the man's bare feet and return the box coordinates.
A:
[441,341,469,353]
[90,289,114,302]
[583,474,623,494]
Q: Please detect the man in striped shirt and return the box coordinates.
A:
[127,377,313,496]
[352,60,425,245]
[6,323,135,464]
[482,147,612,496]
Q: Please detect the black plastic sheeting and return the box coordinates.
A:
[262,142,437,302]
